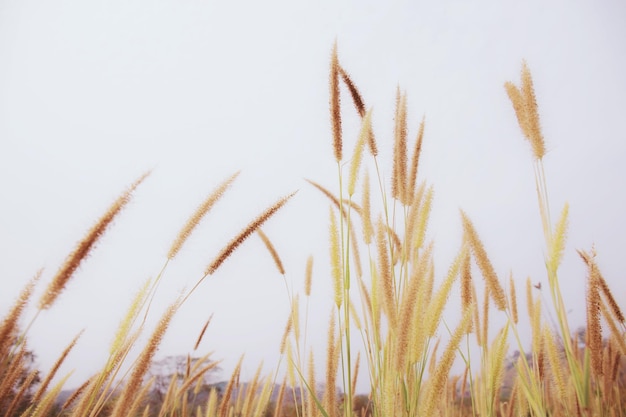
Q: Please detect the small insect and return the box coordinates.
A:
[533,282,542,290]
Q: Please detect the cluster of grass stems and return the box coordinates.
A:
[1,45,625,416]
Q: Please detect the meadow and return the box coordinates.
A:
[1,46,625,417]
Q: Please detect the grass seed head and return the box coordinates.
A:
[505,61,546,160]
[168,171,240,259]
[338,65,365,118]
[256,229,285,275]
[206,191,296,274]
[304,255,314,296]
[461,210,507,311]
[330,41,342,162]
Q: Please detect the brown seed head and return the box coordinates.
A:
[579,249,604,376]
[206,191,296,274]
[330,42,342,162]
[39,172,149,310]
[392,88,408,203]
[256,229,285,275]
[33,330,83,404]
[193,314,213,351]
[168,171,240,259]
[338,65,365,117]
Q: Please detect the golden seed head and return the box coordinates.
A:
[504,61,546,160]
[168,171,240,259]
[509,274,519,325]
[361,171,374,245]
[420,305,472,416]
[304,255,314,296]
[407,116,425,206]
[348,109,372,197]
[392,89,408,203]
[461,210,507,311]
[329,207,343,308]
[376,216,397,330]
[460,246,472,310]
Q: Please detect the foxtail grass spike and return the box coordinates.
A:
[206,191,296,275]
[330,41,342,162]
[39,171,150,310]
[168,171,240,259]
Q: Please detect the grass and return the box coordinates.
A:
[1,46,625,417]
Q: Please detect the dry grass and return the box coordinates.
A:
[1,47,624,417]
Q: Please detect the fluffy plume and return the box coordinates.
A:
[407,116,425,205]
[329,207,343,308]
[461,210,507,311]
[256,229,285,275]
[392,88,408,203]
[338,65,365,117]
[324,312,339,417]
[509,274,519,325]
[168,171,240,259]
[348,109,372,196]
[304,255,314,296]
[330,42,342,162]
[579,249,604,376]
[206,192,296,274]
[504,61,546,160]
[377,216,397,330]
[39,172,149,310]
[361,171,374,244]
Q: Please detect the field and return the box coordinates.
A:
[1,47,625,417]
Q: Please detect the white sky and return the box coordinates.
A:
[1,0,625,393]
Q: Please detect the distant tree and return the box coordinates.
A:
[145,354,221,411]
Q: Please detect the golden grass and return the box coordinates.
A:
[168,171,240,260]
[2,48,625,417]
[504,61,545,160]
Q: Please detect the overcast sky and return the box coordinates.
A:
[1,1,625,392]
